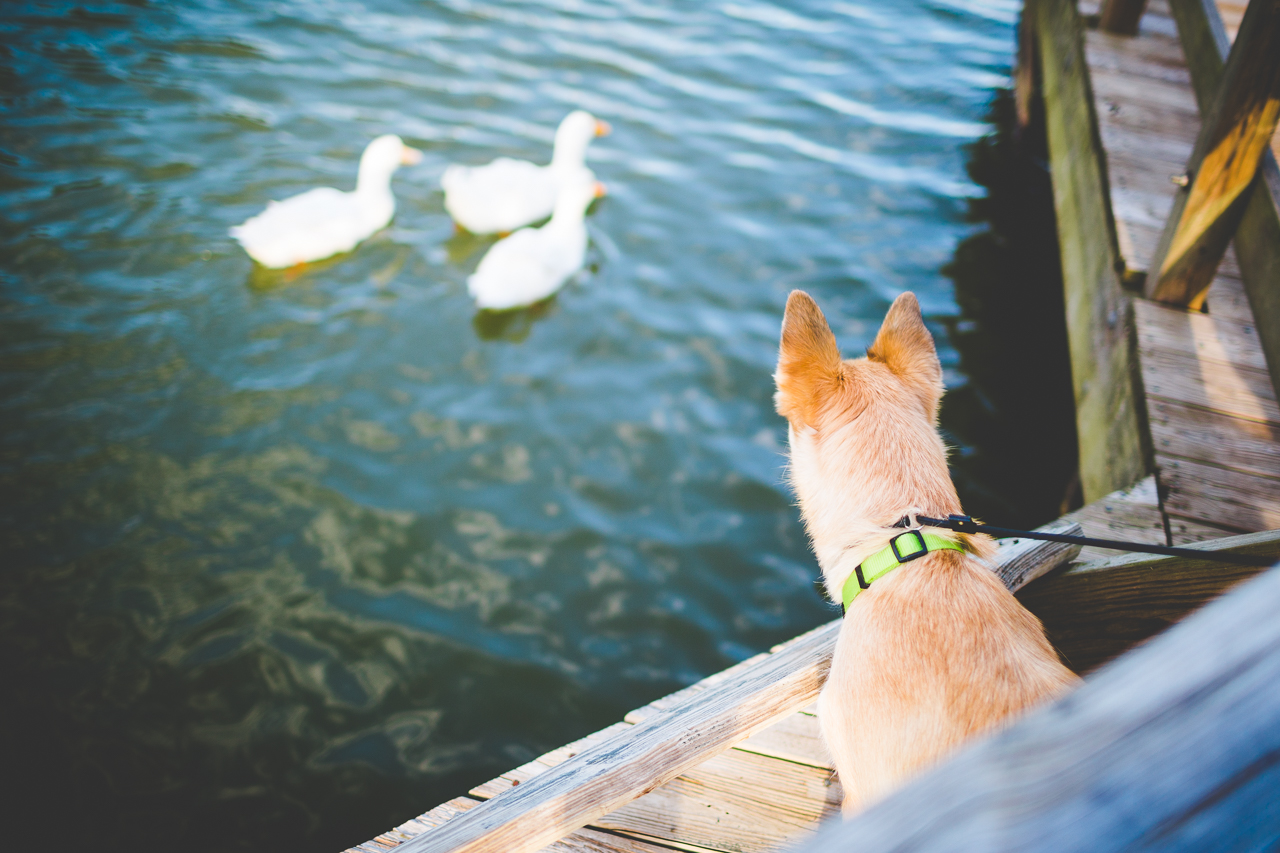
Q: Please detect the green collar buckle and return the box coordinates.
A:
[841,529,965,612]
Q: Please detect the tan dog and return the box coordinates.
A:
[774,289,1078,814]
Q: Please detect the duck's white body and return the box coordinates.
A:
[230,134,421,268]
[468,181,605,310]
[443,111,609,235]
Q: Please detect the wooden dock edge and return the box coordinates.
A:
[795,558,1280,853]
[1019,526,1280,672]
[1031,0,1152,503]
[344,526,1280,853]
[347,529,1082,853]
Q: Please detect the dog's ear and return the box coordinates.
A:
[775,290,845,427]
[867,292,944,420]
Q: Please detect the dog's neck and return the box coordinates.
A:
[813,508,964,605]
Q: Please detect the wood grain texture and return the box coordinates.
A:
[1062,475,1167,561]
[392,621,838,853]
[593,747,841,853]
[1167,512,1241,543]
[1168,0,1280,401]
[796,562,1280,853]
[1018,527,1280,673]
[1035,0,1151,501]
[730,709,830,769]
[1160,455,1280,530]
[356,797,678,853]
[990,520,1084,589]
[1149,396,1280,478]
[1134,297,1269,370]
[383,534,1084,853]
[1146,0,1280,308]
[1139,341,1280,424]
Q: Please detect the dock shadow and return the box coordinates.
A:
[939,88,1080,529]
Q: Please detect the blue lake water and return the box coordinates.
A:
[0,0,1058,849]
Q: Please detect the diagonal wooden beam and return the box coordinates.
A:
[1145,0,1280,309]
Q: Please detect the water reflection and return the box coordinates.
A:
[473,300,559,343]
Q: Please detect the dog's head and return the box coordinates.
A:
[774,290,973,571]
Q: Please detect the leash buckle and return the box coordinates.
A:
[889,529,928,563]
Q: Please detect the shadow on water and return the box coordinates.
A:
[442,227,497,267]
[473,300,559,343]
[940,88,1081,529]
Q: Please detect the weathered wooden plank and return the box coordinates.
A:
[391,532,1082,853]
[989,519,1084,590]
[730,709,831,770]
[1035,0,1151,502]
[593,748,841,853]
[394,623,836,853]
[1202,251,1259,323]
[1146,0,1280,308]
[1063,475,1167,562]
[1167,512,1240,543]
[1160,455,1280,530]
[1139,344,1280,425]
[1149,396,1280,477]
[1168,0,1233,110]
[1233,148,1280,403]
[1018,527,1280,673]
[1135,296,1268,370]
[469,712,835,852]
[796,563,1280,853]
[1168,0,1280,401]
[1090,62,1201,114]
[1087,32,1192,84]
[470,723,636,799]
[1100,0,1150,35]
[375,797,677,853]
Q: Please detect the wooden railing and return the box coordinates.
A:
[1146,0,1280,306]
[1152,0,1280,401]
[795,542,1280,853]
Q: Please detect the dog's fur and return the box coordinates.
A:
[775,290,1078,814]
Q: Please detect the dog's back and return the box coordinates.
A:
[821,548,1076,806]
[774,289,1077,812]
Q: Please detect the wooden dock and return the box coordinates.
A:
[345,0,1280,849]
[1034,0,1280,562]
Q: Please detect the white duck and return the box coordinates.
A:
[443,111,610,235]
[467,180,606,310]
[230,134,422,267]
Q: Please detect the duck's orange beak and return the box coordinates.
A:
[401,146,424,166]
[593,181,607,198]
[594,119,611,137]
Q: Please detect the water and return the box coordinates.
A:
[0,0,1046,849]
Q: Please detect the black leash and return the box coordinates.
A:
[893,514,1275,568]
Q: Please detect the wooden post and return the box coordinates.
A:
[1098,0,1150,35]
[1014,3,1038,136]
[1033,0,1151,503]
[1145,0,1280,309]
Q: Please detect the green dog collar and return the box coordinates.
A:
[841,529,965,612]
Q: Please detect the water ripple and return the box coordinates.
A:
[1,0,1014,848]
